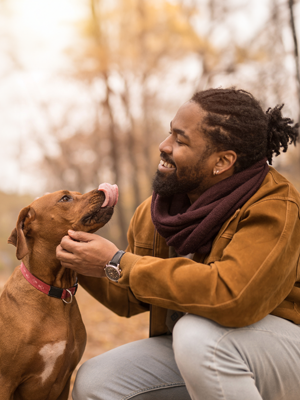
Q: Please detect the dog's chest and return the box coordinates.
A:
[14,338,83,400]
[39,341,67,383]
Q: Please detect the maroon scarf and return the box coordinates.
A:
[151,158,269,255]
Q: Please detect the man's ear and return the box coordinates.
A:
[8,206,36,260]
[215,151,237,174]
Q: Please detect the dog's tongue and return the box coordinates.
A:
[98,183,119,207]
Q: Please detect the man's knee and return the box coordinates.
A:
[173,315,213,355]
[172,314,226,375]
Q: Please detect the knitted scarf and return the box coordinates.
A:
[151,158,269,255]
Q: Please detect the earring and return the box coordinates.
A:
[213,170,219,176]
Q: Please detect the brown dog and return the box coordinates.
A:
[0,185,118,400]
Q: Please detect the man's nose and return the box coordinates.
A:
[159,136,172,154]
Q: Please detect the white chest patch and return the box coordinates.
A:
[39,340,67,383]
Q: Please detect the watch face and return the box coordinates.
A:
[105,265,120,281]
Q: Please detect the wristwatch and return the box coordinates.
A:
[104,250,125,282]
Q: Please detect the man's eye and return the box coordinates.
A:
[169,131,185,146]
[59,195,73,202]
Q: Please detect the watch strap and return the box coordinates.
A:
[110,250,125,266]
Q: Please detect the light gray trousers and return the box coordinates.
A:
[72,314,300,400]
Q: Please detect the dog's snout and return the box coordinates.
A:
[80,193,114,231]
[87,190,106,206]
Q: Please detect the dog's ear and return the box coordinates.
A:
[8,228,17,246]
[8,206,36,260]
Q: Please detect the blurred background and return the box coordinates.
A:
[0,0,299,396]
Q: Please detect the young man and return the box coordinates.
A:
[57,88,300,400]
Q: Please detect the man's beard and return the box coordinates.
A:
[152,163,210,198]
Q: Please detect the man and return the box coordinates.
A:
[57,88,300,400]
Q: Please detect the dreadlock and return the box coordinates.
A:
[191,88,299,173]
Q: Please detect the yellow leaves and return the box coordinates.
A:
[235,45,269,65]
[71,0,213,75]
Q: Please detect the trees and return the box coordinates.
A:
[32,0,299,247]
[36,0,214,247]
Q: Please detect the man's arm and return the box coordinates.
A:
[116,199,300,327]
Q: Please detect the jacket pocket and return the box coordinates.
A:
[205,210,240,264]
[134,240,153,256]
[205,233,234,264]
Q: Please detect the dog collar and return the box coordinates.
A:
[20,262,78,304]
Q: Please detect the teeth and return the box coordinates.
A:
[159,159,175,169]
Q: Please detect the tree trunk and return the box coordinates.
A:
[288,0,300,127]
[102,77,128,248]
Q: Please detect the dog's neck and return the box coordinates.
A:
[23,240,77,289]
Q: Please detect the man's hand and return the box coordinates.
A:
[56,230,119,278]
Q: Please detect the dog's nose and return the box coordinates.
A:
[98,183,119,207]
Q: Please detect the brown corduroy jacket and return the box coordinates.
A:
[79,167,300,337]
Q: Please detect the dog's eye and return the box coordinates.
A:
[59,195,73,203]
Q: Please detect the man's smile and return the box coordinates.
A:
[158,159,176,170]
[158,152,176,172]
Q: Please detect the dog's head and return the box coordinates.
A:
[8,184,118,260]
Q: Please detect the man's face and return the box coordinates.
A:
[152,101,216,201]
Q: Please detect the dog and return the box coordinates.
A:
[0,183,118,400]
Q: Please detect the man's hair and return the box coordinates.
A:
[191,88,299,173]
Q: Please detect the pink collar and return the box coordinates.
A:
[20,262,78,304]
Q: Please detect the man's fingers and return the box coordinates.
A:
[60,260,78,270]
[59,235,82,253]
[56,243,77,262]
[68,230,95,242]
